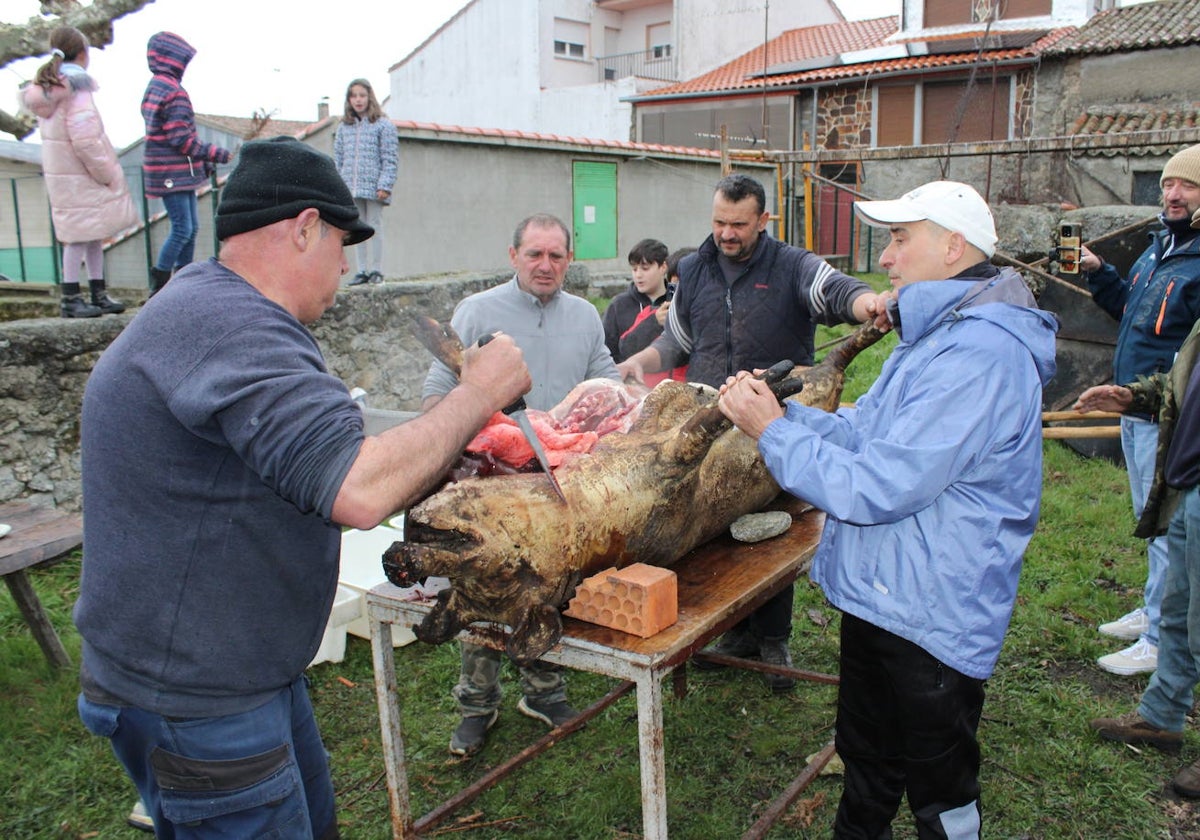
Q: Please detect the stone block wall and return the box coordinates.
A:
[0,267,612,511]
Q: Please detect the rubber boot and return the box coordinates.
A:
[760,636,796,693]
[89,279,126,314]
[61,282,102,318]
[149,266,172,297]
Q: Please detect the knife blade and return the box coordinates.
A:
[507,399,568,504]
[476,333,568,504]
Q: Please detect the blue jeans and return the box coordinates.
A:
[78,676,337,839]
[1122,415,1169,646]
[157,191,200,271]
[1139,486,1200,731]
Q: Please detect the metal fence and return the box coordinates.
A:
[0,165,222,286]
[595,48,676,84]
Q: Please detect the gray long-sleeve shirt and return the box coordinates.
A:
[422,277,619,410]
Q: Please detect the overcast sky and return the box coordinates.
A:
[3,0,900,149]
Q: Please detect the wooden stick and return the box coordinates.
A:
[1042,410,1121,422]
[1043,426,1121,439]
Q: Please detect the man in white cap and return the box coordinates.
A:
[719,180,1058,839]
[1076,143,1200,677]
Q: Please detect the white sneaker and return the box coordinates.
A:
[1097,638,1158,676]
[1098,608,1149,641]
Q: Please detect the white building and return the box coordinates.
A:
[386,0,847,141]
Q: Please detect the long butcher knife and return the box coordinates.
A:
[477,334,568,504]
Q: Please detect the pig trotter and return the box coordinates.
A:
[415,588,466,645]
[507,604,563,665]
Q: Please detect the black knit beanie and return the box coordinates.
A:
[215,136,374,244]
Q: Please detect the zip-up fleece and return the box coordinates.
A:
[1087,220,1200,386]
[333,116,398,203]
[140,31,231,197]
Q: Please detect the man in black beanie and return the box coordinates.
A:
[75,135,533,838]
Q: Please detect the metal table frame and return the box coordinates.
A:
[366,504,833,839]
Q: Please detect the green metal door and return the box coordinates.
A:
[572,161,617,260]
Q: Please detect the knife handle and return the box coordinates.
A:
[476,333,528,415]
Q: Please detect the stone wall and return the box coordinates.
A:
[0,267,616,511]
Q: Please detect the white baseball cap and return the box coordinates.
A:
[854,181,998,258]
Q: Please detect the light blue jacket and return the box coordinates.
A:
[758,268,1058,679]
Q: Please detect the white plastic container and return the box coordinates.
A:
[309,584,361,667]
[339,524,416,646]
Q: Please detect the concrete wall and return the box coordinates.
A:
[0,269,617,511]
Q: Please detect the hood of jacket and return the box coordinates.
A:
[893,267,1058,387]
[20,64,97,119]
[146,31,195,81]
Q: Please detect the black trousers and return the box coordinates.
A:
[730,582,794,640]
[833,613,985,840]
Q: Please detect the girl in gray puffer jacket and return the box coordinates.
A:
[334,78,398,285]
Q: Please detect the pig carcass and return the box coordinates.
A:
[384,322,886,663]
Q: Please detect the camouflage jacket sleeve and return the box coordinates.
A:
[1126,373,1166,418]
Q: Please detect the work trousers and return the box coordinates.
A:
[1139,487,1200,731]
[452,641,566,717]
[833,613,984,840]
[728,582,794,641]
[77,675,337,840]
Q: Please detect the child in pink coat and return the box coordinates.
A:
[22,26,137,317]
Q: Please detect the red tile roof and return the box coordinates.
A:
[195,113,333,141]
[1069,104,1200,156]
[391,119,722,159]
[1044,0,1200,55]
[634,18,1075,101]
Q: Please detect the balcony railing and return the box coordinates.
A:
[596,47,677,83]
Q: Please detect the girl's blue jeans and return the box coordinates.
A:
[156,191,200,271]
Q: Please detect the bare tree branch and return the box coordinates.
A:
[1,0,156,140]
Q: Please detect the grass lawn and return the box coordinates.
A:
[4,275,1200,838]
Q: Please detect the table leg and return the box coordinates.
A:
[370,616,413,839]
[636,671,669,839]
[4,569,71,669]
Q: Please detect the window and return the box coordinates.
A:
[553,18,588,60]
[874,78,1010,147]
[647,22,671,59]
[876,85,916,147]
[923,79,1009,144]
[923,0,1050,27]
[1133,171,1162,206]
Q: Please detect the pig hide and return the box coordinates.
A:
[384,322,886,663]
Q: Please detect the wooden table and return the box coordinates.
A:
[366,500,831,839]
[0,501,83,669]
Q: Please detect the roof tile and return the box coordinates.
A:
[1044,0,1200,55]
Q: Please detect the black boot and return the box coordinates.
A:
[149,266,172,297]
[61,283,102,318]
[89,279,126,314]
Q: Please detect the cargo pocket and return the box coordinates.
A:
[151,743,306,837]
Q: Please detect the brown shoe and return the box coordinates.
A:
[1089,710,1182,754]
[1174,759,1200,798]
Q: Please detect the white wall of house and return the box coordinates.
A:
[389,0,848,141]
[674,1,843,80]
[388,0,543,132]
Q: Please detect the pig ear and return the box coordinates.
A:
[507,604,562,666]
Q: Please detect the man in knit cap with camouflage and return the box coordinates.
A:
[1075,143,1200,677]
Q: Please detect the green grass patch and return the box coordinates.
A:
[3,272,1198,837]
